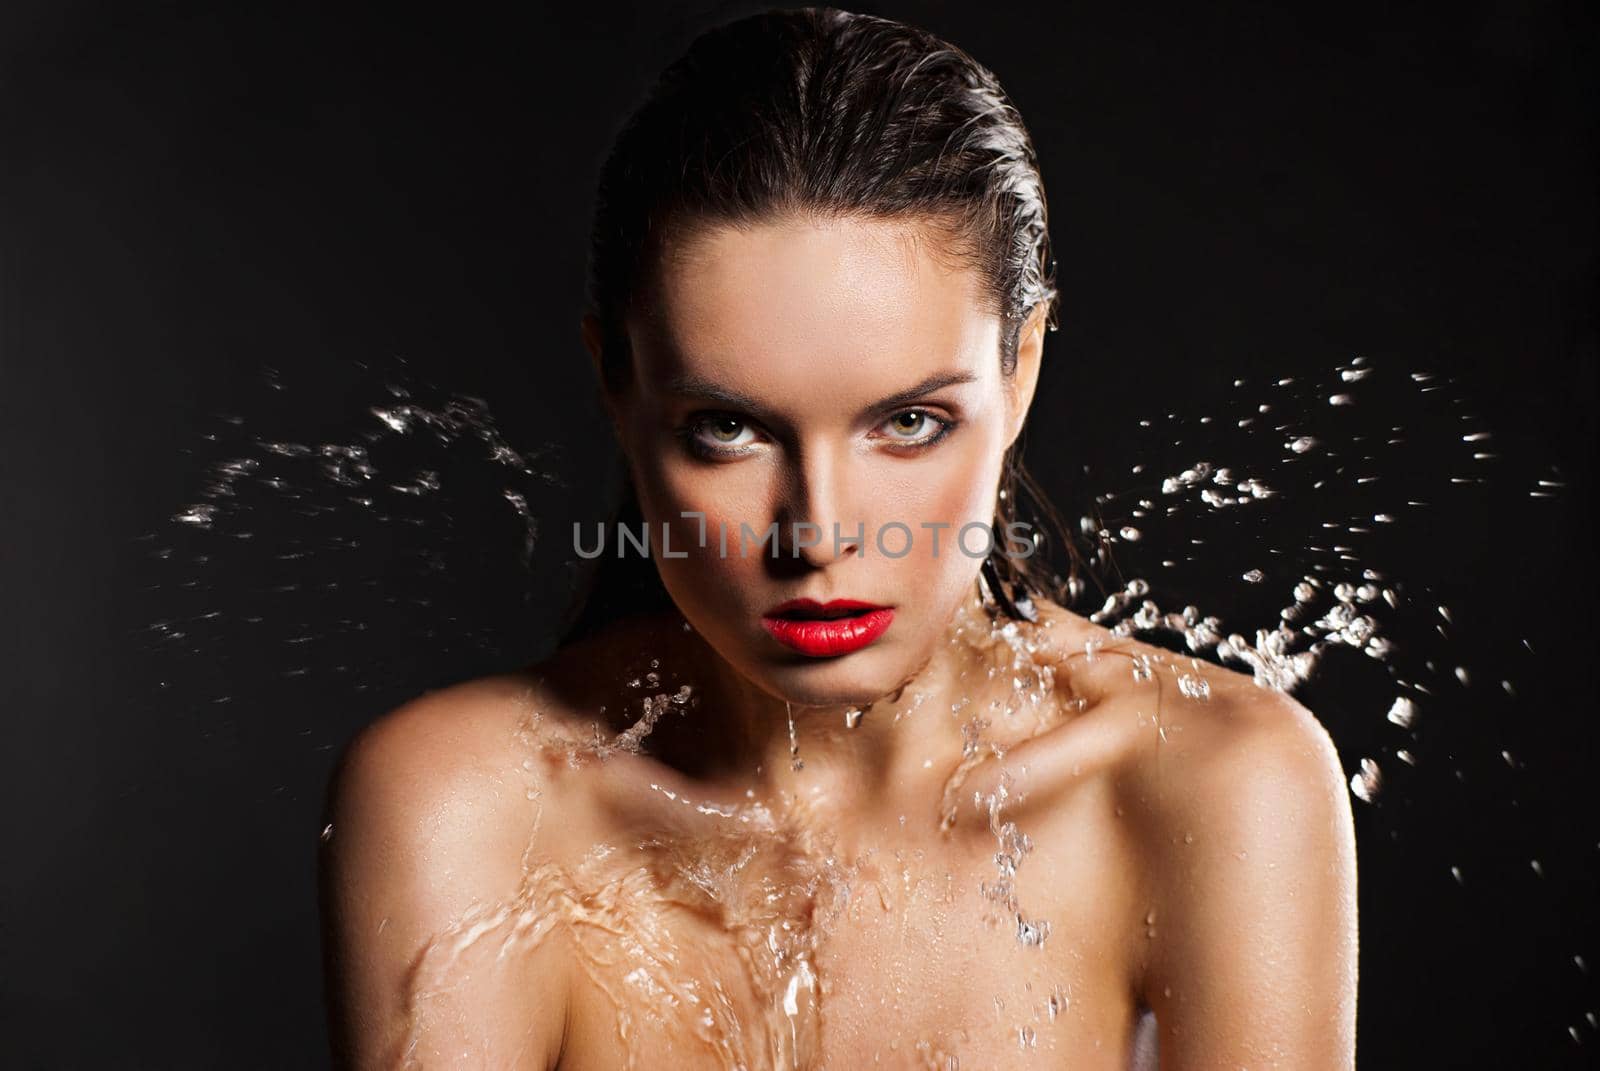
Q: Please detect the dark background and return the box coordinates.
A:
[2,1,1595,1066]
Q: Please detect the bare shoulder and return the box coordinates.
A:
[325,672,581,884]
[1116,653,1351,845]
[323,642,629,894]
[330,672,546,822]
[1020,597,1347,819]
[320,657,617,1069]
[326,605,671,823]
[1087,634,1359,1064]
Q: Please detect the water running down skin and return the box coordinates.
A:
[322,591,1355,1069]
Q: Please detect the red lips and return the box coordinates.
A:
[760,598,895,657]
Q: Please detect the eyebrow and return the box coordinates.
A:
[663,368,980,421]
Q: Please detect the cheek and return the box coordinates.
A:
[628,423,766,530]
[879,426,1008,542]
[865,427,1010,614]
[630,453,774,607]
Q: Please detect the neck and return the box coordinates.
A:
[650,584,1020,815]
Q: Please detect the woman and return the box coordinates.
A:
[320,7,1357,1068]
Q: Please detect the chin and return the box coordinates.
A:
[751,644,923,709]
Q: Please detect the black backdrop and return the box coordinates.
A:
[2,1,1595,1067]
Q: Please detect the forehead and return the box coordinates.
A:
[629,214,1001,404]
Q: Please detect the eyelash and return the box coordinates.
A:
[676,408,958,460]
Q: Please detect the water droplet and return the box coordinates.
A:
[786,701,804,772]
[1350,758,1382,803]
[320,823,334,843]
[1387,696,1417,729]
[1016,914,1051,948]
[173,504,218,528]
[1178,673,1211,702]
[844,707,863,729]
[1242,569,1265,584]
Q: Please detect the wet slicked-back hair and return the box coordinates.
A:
[587,5,1057,388]
[561,5,1081,646]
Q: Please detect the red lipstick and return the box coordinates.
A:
[760,598,895,657]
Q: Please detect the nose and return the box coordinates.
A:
[774,444,863,569]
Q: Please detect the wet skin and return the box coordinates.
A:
[321,215,1358,1069]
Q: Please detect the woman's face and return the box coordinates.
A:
[588,213,1044,707]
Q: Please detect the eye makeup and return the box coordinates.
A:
[673,407,961,461]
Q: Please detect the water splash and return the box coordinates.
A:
[136,360,569,703]
[173,381,560,556]
[1077,354,1571,769]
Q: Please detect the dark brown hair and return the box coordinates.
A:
[560,5,1083,644]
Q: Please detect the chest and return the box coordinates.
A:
[554,803,1148,1071]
